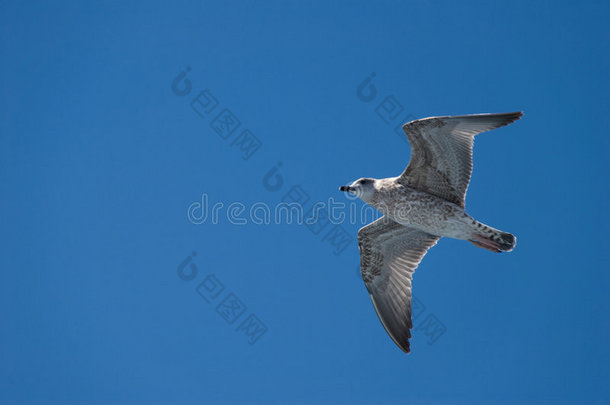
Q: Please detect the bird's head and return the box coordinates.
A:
[339,178,377,202]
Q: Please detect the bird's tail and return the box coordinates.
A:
[468,222,516,253]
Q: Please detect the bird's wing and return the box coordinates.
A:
[358,216,440,353]
[398,112,522,207]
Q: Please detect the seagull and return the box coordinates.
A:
[340,112,522,354]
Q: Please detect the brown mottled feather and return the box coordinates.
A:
[398,112,523,207]
[358,217,439,353]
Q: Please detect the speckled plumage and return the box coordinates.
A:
[341,112,522,354]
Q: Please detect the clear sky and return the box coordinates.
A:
[1,1,609,404]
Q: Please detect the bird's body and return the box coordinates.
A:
[367,178,474,239]
[340,112,523,354]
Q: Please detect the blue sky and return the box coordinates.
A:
[1,1,609,404]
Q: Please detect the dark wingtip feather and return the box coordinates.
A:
[498,111,524,125]
[508,111,523,119]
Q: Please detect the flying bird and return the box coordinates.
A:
[340,112,522,354]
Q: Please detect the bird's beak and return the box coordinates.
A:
[339,185,352,192]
